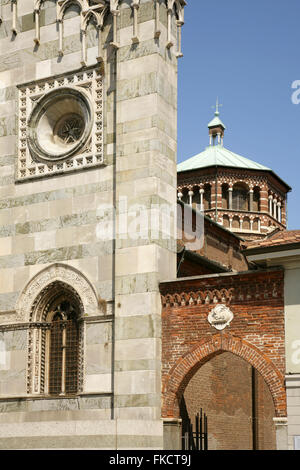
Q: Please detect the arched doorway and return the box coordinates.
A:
[180,351,276,450]
[162,334,287,450]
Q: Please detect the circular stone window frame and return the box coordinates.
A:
[27,86,94,163]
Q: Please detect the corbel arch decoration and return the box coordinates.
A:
[81,5,109,65]
[11,0,17,34]
[34,0,58,44]
[56,0,86,56]
[109,0,121,48]
[166,0,186,55]
[34,0,43,44]
[131,0,140,44]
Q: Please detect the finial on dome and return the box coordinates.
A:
[214,97,222,116]
[208,98,226,146]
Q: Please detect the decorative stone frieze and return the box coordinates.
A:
[16,263,104,323]
[16,67,104,182]
[161,279,282,308]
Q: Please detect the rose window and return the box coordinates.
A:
[27,87,93,163]
[55,114,85,145]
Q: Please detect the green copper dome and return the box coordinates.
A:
[177,144,271,172]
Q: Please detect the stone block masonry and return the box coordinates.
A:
[0,0,186,449]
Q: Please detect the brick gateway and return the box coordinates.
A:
[160,269,286,449]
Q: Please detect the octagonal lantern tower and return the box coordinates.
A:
[177,104,291,241]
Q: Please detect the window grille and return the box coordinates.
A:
[48,301,79,396]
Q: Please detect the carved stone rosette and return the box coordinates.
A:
[207,304,234,331]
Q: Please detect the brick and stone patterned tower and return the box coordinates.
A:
[178,104,291,241]
[0,0,185,449]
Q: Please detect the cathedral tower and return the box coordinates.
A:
[0,0,185,449]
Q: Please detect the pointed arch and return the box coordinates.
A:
[57,0,86,22]
[162,333,287,419]
[15,263,104,322]
[81,7,109,32]
[81,6,108,64]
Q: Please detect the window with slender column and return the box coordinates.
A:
[232,183,250,211]
[232,216,240,229]
[253,218,259,231]
[243,217,250,230]
[48,300,79,396]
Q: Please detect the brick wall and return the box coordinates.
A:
[160,269,287,431]
[178,201,249,272]
[181,352,276,450]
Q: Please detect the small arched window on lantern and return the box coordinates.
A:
[222,183,229,209]
[253,187,261,212]
[232,216,240,229]
[203,184,211,210]
[232,183,250,211]
[242,217,251,231]
[223,215,230,228]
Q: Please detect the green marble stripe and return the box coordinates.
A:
[22,241,113,266]
[0,155,15,167]
[115,393,160,409]
[0,240,113,269]
[0,180,112,210]
[115,315,155,340]
[116,272,160,295]
[14,209,106,236]
[114,359,157,372]
[0,395,111,414]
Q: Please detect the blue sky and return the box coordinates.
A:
[177,0,300,229]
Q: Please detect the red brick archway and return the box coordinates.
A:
[162,333,286,419]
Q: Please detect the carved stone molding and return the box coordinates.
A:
[15,263,104,323]
[16,67,104,182]
[208,304,234,330]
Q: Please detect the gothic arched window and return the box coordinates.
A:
[48,300,79,396]
[26,279,84,396]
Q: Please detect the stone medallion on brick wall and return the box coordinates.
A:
[16,66,104,181]
[208,304,234,330]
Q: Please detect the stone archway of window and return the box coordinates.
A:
[15,263,104,322]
